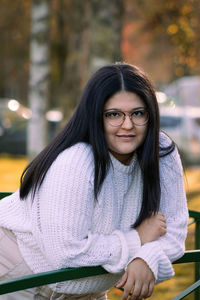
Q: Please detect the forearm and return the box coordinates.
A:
[130,212,188,282]
[42,229,141,273]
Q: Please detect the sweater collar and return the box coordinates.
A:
[109,152,137,174]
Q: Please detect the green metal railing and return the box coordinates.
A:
[0,192,200,299]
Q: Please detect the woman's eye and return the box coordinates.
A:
[106,111,121,118]
[132,110,144,117]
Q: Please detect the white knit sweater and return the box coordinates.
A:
[0,132,188,294]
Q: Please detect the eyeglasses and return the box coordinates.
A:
[104,109,149,127]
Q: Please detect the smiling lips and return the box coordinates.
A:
[117,135,136,140]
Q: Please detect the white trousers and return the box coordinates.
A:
[0,227,107,300]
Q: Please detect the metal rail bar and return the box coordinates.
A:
[172,279,200,300]
[0,192,200,299]
[0,266,108,295]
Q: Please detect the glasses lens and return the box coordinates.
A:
[131,110,148,125]
[104,111,124,126]
[104,109,149,126]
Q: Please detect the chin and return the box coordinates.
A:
[115,149,135,156]
[119,147,136,154]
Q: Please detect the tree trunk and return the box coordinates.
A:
[90,0,124,72]
[27,0,50,160]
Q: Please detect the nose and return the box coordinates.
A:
[121,115,134,129]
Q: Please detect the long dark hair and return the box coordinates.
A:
[20,63,174,227]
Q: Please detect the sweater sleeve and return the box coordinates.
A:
[129,140,188,283]
[35,143,141,274]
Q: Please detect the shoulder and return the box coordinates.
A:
[49,142,94,178]
[159,131,183,175]
[159,131,173,149]
[59,142,93,162]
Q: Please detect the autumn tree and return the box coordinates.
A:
[123,0,200,87]
[0,0,30,103]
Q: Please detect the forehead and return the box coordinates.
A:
[104,91,145,110]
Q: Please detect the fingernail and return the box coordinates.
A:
[115,282,121,288]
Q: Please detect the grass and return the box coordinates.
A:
[0,155,200,299]
[0,155,27,191]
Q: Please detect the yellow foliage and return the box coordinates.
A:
[181,4,193,15]
[167,24,179,35]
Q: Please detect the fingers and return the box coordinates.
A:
[159,213,167,236]
[157,211,166,221]
[138,282,149,299]
[146,280,155,298]
[149,212,166,224]
[160,228,167,237]
[116,272,128,289]
[121,281,154,300]
[120,259,155,300]
[154,212,167,237]
[130,281,145,300]
[130,281,142,300]
[121,276,134,300]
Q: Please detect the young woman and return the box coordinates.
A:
[0,63,188,300]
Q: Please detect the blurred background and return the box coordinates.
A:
[0,1,200,299]
[0,0,200,163]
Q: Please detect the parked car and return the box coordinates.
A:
[160,106,200,165]
[0,120,27,155]
[0,99,63,155]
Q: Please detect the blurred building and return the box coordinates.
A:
[164,76,200,107]
[159,77,200,165]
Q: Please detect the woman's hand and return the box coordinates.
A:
[116,258,155,300]
[136,212,166,245]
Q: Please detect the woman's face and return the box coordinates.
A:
[103,91,148,165]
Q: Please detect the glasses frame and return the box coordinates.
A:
[104,109,149,127]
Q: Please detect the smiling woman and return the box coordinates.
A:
[103,91,148,165]
[0,63,188,300]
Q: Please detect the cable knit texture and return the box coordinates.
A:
[0,132,188,293]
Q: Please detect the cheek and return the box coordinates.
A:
[104,121,114,136]
[104,129,115,144]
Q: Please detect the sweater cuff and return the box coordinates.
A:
[133,241,160,280]
[130,241,174,282]
[102,230,141,273]
[102,230,128,273]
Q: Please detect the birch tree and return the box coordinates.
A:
[28,0,50,160]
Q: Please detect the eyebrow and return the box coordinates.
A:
[104,106,146,112]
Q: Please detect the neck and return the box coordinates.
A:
[109,150,134,165]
